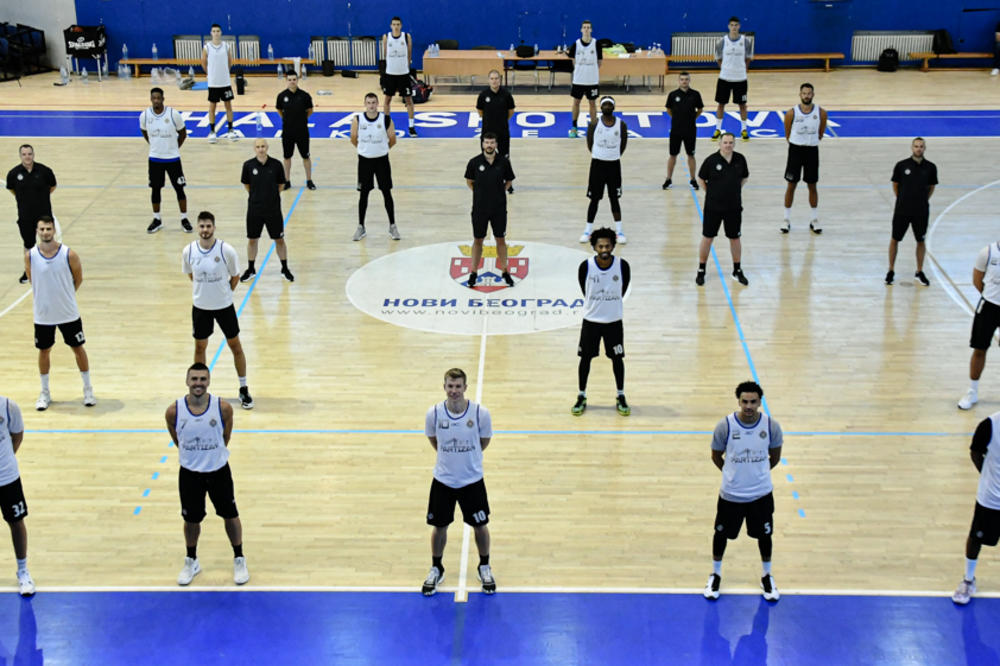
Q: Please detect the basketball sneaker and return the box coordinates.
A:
[616,231,627,244]
[952,578,976,605]
[616,394,631,416]
[388,224,401,241]
[761,574,780,601]
[281,267,295,283]
[704,573,721,600]
[780,220,790,234]
[885,270,894,285]
[569,127,578,138]
[993,69,999,76]
[958,388,978,410]
[227,131,239,142]
[18,272,28,284]
[177,557,201,586]
[207,131,218,144]
[741,129,749,141]
[239,387,254,410]
[711,129,721,140]
[732,268,749,286]
[579,229,591,243]
[352,225,367,241]
[35,390,50,411]
[809,221,822,234]
[146,218,163,234]
[408,127,418,137]
[17,570,35,597]
[662,178,672,190]
[233,556,250,585]
[422,566,444,596]
[181,218,193,233]
[571,395,587,416]
[915,271,930,287]
[467,272,477,288]
[240,267,256,283]
[83,387,96,407]
[306,180,317,190]
[477,564,496,594]
[689,179,699,190]
[695,268,706,286]
[502,271,514,287]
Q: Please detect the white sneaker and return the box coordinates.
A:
[17,570,35,597]
[421,566,444,596]
[35,390,50,411]
[233,556,249,585]
[177,557,201,586]
[780,220,790,233]
[83,386,96,407]
[578,229,591,243]
[958,388,979,410]
[477,564,496,594]
[227,131,240,142]
[703,573,721,600]
[352,225,367,241]
[616,231,627,245]
[953,577,976,604]
[207,132,218,144]
[809,221,823,235]
[388,223,401,241]
[992,68,999,76]
[761,574,780,601]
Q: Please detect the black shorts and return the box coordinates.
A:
[148,160,186,189]
[357,155,393,192]
[179,463,239,523]
[970,298,1000,350]
[34,318,85,350]
[669,131,696,156]
[970,501,1000,547]
[715,79,748,105]
[891,210,929,243]
[15,219,37,249]
[784,144,819,184]
[208,86,234,103]
[578,319,624,359]
[426,477,490,528]
[0,478,27,524]
[471,209,507,239]
[571,84,600,100]
[246,209,284,240]
[715,492,774,540]
[703,206,742,239]
[282,133,310,159]
[192,304,240,340]
[381,73,412,98]
[587,159,622,200]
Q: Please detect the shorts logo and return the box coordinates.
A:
[428,512,434,520]
[977,530,984,538]
[904,169,911,175]
[715,524,724,532]
[451,244,529,292]
[716,164,722,171]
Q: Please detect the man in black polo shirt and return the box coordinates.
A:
[6,145,56,284]
[464,132,515,289]
[239,139,293,283]
[663,72,704,191]
[275,71,315,191]
[886,137,937,286]
[475,70,516,192]
[696,132,750,286]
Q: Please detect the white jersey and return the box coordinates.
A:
[425,401,492,488]
[140,106,185,161]
[978,412,1000,510]
[0,396,24,487]
[174,394,229,473]
[572,38,600,86]
[789,104,821,147]
[591,117,622,162]
[385,32,409,75]
[582,256,624,323]
[203,42,232,88]
[712,412,783,502]
[974,243,1000,306]
[357,112,390,158]
[182,240,240,311]
[717,34,752,82]
[29,244,80,325]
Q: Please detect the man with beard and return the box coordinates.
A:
[140,87,190,234]
[463,132,515,289]
[781,83,826,234]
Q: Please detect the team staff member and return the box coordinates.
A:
[6,145,56,284]
[957,241,1000,410]
[572,227,631,417]
[381,16,417,137]
[781,83,827,234]
[566,20,602,139]
[464,132,515,289]
[421,368,496,596]
[350,93,400,242]
[696,133,749,286]
[663,71,704,191]
[475,69,516,192]
[201,24,237,143]
[0,394,35,596]
[239,139,293,283]
[140,87,190,234]
[166,363,249,587]
[886,137,937,286]
[713,16,753,141]
[275,70,315,191]
[704,381,783,602]
[580,97,628,245]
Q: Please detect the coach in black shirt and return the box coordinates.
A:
[239,138,294,283]
[696,132,750,286]
[463,132,516,289]
[6,144,56,283]
[664,72,704,191]
[275,70,315,190]
[476,69,516,188]
[886,137,937,286]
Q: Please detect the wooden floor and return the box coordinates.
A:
[0,69,999,593]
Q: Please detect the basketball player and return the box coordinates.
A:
[381,17,417,137]
[572,227,631,417]
[201,24,237,143]
[713,17,753,141]
[350,92,400,241]
[579,96,628,244]
[696,133,750,286]
[239,139,293,283]
[25,216,95,410]
[781,83,826,234]
[6,145,56,283]
[140,87,190,234]
[422,368,496,596]
[704,381,783,602]
[166,363,249,587]
[276,70,315,191]
[0,394,35,596]
[886,138,937,286]
[182,212,254,410]
[464,132,515,288]
[957,241,1000,410]
[663,71,703,190]
[952,408,1000,604]
[566,20,602,139]
[475,69,516,192]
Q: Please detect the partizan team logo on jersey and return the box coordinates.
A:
[450,244,528,292]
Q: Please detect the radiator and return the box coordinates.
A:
[351,36,379,68]
[238,39,259,61]
[310,37,325,65]
[851,31,934,62]
[671,33,719,57]
[173,35,202,61]
[326,37,350,67]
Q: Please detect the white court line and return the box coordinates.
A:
[0,289,30,319]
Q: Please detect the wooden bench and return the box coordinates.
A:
[121,57,298,78]
[910,51,993,72]
[665,52,845,73]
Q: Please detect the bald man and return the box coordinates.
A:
[239,139,293,283]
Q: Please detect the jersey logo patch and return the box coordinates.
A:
[252,168,258,175]
[478,165,485,171]
[283,96,289,103]
[17,174,23,180]
[675,96,680,102]
[210,419,217,427]
[759,430,767,438]
[466,420,474,428]
[452,244,529,292]
[716,164,722,171]
[485,96,491,103]
[904,169,911,175]
[214,256,221,262]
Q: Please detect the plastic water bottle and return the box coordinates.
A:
[509,43,514,51]
[59,65,69,85]
[277,64,284,78]
[81,67,89,83]
[175,69,182,85]
[534,43,539,55]
[267,44,274,61]
[151,43,158,61]
[256,109,263,137]
[122,43,128,61]
[188,66,195,78]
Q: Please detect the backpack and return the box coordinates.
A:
[410,74,433,103]
[877,48,899,72]
[932,29,956,55]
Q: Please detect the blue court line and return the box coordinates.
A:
[28,427,973,436]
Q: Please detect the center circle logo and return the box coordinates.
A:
[346,241,593,336]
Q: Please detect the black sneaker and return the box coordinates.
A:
[281,267,295,282]
[146,218,163,234]
[915,271,930,286]
[732,268,749,286]
[467,271,477,288]
[507,185,514,194]
[409,126,418,137]
[502,271,514,287]
[571,394,587,416]
[616,394,631,416]
[240,268,256,283]
[689,179,699,190]
[180,218,193,233]
[239,386,254,410]
[695,269,706,286]
[885,270,895,285]
[422,566,444,596]
[18,272,28,284]
[662,178,672,190]
[306,180,317,190]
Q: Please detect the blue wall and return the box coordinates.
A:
[73,0,997,67]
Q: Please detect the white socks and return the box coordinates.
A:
[614,220,623,234]
[712,560,722,575]
[40,374,49,391]
[16,558,26,574]
[971,380,980,392]
[583,222,594,235]
[153,212,162,220]
[408,118,415,128]
[715,118,723,131]
[810,207,818,222]
[965,557,977,582]
[238,376,248,388]
[783,208,791,221]
[762,561,772,575]
[81,370,91,389]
